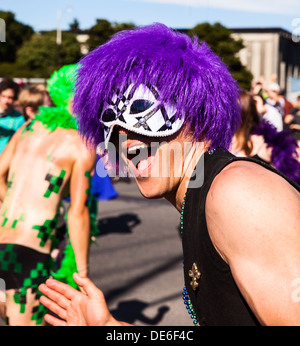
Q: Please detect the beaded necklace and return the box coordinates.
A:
[180,148,216,326]
[180,193,198,325]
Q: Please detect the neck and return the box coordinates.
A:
[166,141,206,212]
[0,105,11,114]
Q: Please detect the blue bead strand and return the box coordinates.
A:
[181,193,198,326]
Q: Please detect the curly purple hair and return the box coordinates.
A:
[73,23,241,149]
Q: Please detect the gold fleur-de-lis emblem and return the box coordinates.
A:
[189,263,201,291]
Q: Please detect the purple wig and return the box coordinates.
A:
[73,23,241,149]
[252,119,300,185]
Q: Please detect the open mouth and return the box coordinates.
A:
[125,141,160,176]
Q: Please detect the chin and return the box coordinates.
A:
[135,177,167,200]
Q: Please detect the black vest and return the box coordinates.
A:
[182,148,300,326]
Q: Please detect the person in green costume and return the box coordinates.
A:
[0,65,96,326]
[0,78,25,154]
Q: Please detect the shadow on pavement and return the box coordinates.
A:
[111,300,169,325]
[97,213,141,235]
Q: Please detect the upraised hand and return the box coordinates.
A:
[39,273,128,326]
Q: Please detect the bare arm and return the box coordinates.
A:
[206,161,300,325]
[0,126,24,202]
[284,114,294,124]
[67,146,96,278]
[290,124,300,131]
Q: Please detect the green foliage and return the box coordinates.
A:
[0,62,44,78]
[17,33,58,70]
[188,22,253,89]
[69,18,80,33]
[16,31,82,77]
[87,19,135,51]
[0,11,34,63]
[0,11,252,87]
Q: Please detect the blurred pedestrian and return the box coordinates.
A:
[231,90,300,184]
[18,86,52,121]
[266,82,285,118]
[253,93,283,131]
[0,78,24,153]
[284,95,300,158]
[278,89,294,119]
[0,65,96,326]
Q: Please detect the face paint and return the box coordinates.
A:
[43,170,66,198]
[32,215,58,247]
[13,259,49,322]
[1,211,26,229]
[100,84,185,149]
[11,214,26,229]
[46,153,53,162]
[1,218,8,227]
[0,244,22,273]
[7,173,15,190]
[21,122,34,134]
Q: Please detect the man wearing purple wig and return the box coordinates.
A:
[39,23,300,326]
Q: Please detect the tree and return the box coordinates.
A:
[188,23,253,89]
[87,19,135,51]
[0,10,34,62]
[16,31,82,77]
[87,19,114,50]
[69,18,80,33]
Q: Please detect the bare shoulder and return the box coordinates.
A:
[60,128,96,160]
[206,160,300,262]
[209,160,299,209]
[206,160,300,325]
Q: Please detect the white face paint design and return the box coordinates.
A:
[99,84,185,148]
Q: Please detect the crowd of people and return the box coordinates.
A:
[231,84,300,185]
[0,23,299,326]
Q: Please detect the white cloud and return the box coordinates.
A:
[132,0,299,16]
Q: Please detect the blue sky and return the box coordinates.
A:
[1,0,299,33]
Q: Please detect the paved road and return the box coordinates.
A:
[90,179,192,326]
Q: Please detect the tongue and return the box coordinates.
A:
[137,156,155,172]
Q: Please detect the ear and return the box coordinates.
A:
[25,106,36,119]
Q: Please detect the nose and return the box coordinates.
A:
[118,128,128,135]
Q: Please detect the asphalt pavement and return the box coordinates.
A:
[90,179,192,326]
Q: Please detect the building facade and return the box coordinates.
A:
[231,28,300,100]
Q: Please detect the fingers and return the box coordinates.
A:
[39,282,71,310]
[73,273,99,296]
[44,313,68,326]
[40,293,67,321]
[43,278,79,300]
